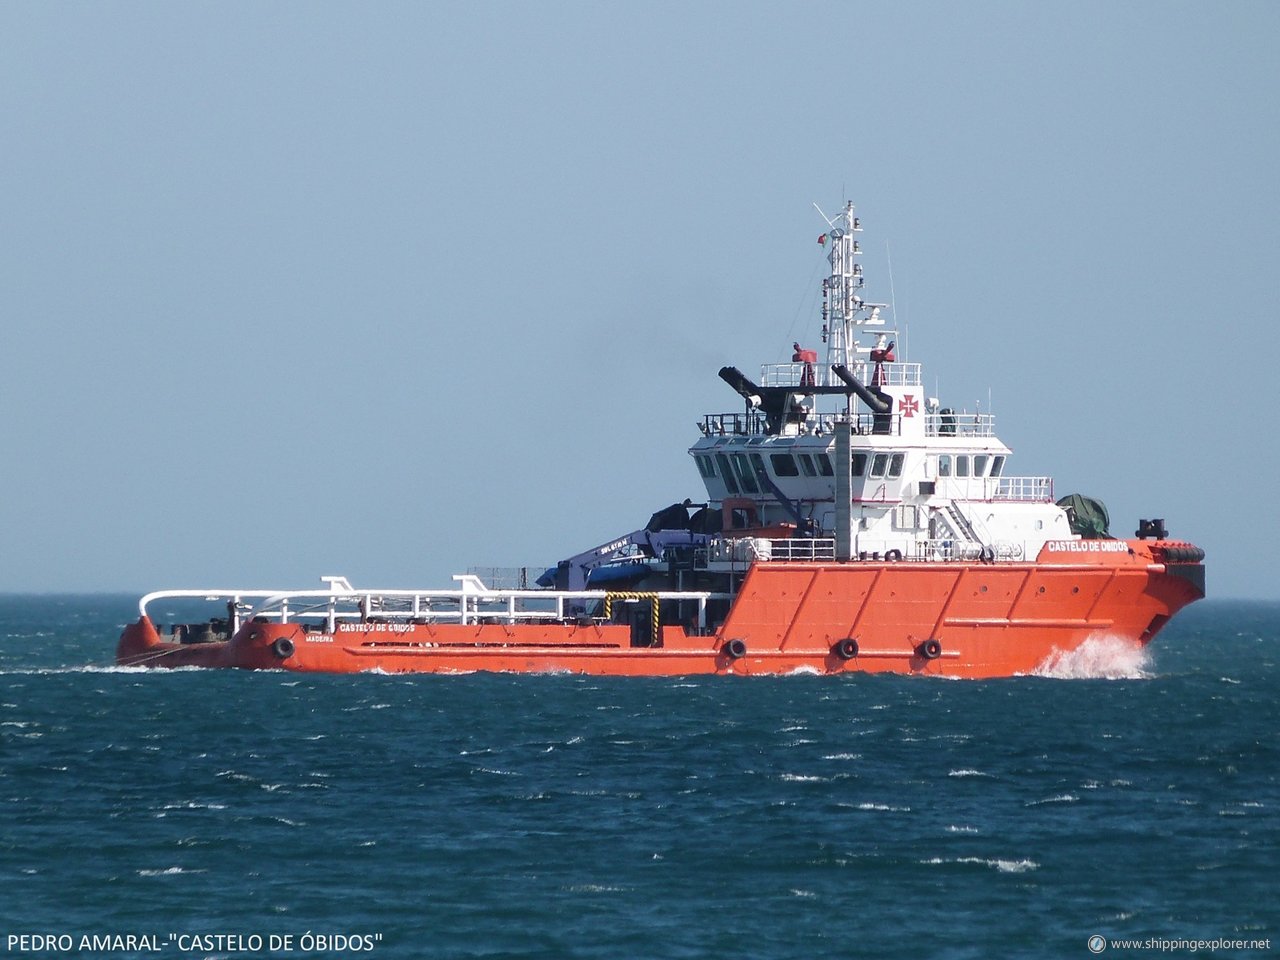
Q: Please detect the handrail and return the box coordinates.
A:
[992,476,1053,502]
[759,361,923,388]
[139,584,734,633]
[139,589,285,619]
[926,412,996,437]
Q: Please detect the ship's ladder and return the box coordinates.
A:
[943,503,983,545]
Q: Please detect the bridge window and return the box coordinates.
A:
[991,455,1005,477]
[974,455,989,477]
[956,456,970,478]
[797,453,816,477]
[770,452,799,477]
[888,453,904,478]
[732,453,760,494]
[852,452,867,477]
[696,455,716,478]
[715,453,739,495]
[938,455,952,477]
[870,453,888,478]
[816,453,834,477]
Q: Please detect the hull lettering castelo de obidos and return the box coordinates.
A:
[118,201,1204,677]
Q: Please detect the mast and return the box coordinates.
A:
[816,201,887,381]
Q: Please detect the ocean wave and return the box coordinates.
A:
[1030,636,1152,680]
[920,856,1039,873]
[1025,794,1079,807]
[0,664,193,675]
[783,665,823,676]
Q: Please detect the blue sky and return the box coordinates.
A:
[1,2,1276,597]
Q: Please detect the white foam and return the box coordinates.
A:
[856,802,911,812]
[1025,794,1079,807]
[784,665,823,676]
[948,768,993,778]
[920,856,1039,873]
[1030,636,1152,680]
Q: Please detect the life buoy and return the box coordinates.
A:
[832,638,859,660]
[722,638,747,660]
[918,638,942,660]
[271,637,295,660]
[885,549,903,562]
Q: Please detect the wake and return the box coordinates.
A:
[1030,636,1152,680]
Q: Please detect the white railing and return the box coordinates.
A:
[141,579,732,632]
[766,538,837,561]
[992,476,1053,502]
[702,535,1033,564]
[852,538,1029,562]
[759,360,922,388]
[698,533,1035,564]
[926,412,996,437]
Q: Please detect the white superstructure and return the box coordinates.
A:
[690,201,1070,562]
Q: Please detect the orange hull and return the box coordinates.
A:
[117,540,1204,679]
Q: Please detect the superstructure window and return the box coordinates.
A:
[797,453,816,477]
[870,453,888,478]
[732,453,760,494]
[770,452,799,477]
[816,454,834,477]
[991,456,1005,477]
[888,453,904,478]
[695,455,716,478]
[974,455,989,477]
[938,455,952,477]
[852,452,867,477]
[956,456,970,478]
[715,453,739,494]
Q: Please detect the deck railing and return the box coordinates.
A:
[759,361,923,388]
[141,580,732,633]
[992,476,1053,502]
[925,412,996,437]
[697,535,1032,566]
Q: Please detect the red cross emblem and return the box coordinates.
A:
[898,395,919,418]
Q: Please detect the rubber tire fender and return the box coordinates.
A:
[271,636,296,660]
[722,638,747,660]
[918,638,942,660]
[832,638,859,661]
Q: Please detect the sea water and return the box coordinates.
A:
[0,596,1275,959]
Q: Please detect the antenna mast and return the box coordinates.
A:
[816,201,885,382]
